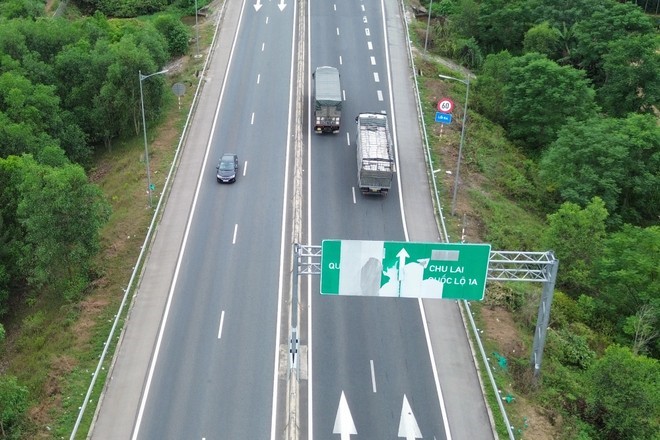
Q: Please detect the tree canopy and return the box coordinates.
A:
[503,53,598,148]
[540,114,660,226]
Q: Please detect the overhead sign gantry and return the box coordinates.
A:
[320,240,491,300]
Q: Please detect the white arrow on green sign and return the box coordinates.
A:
[320,240,491,300]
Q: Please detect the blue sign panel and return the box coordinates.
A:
[435,112,452,124]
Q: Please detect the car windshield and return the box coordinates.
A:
[219,160,234,171]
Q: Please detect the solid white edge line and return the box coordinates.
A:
[131,0,250,437]
[306,0,314,437]
[381,0,452,437]
[218,310,225,339]
[381,0,407,250]
[232,224,238,244]
[370,360,377,393]
[419,298,452,439]
[269,0,298,438]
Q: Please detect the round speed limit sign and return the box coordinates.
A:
[437,98,454,113]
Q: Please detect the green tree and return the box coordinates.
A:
[454,37,483,69]
[153,14,190,57]
[553,22,576,65]
[96,35,163,147]
[0,71,89,164]
[477,0,537,54]
[523,22,559,59]
[54,39,112,149]
[0,375,29,439]
[15,17,82,65]
[593,225,660,355]
[623,305,659,356]
[0,258,7,316]
[540,114,659,225]
[473,50,512,125]
[572,2,654,82]
[449,0,480,40]
[0,0,43,19]
[0,156,25,286]
[0,20,28,61]
[504,53,598,148]
[542,197,608,293]
[585,345,660,439]
[531,0,596,29]
[598,34,660,117]
[16,157,111,297]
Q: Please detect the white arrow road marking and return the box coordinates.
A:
[278,0,286,11]
[398,394,422,439]
[253,0,262,11]
[333,391,357,439]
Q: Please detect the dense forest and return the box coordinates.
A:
[419,0,659,438]
[0,0,195,437]
[0,0,657,438]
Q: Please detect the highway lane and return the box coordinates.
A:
[307,0,447,438]
[133,1,296,438]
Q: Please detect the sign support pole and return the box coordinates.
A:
[290,244,300,370]
[531,253,559,379]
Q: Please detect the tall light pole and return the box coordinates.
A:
[139,68,169,208]
[424,0,433,51]
[438,73,470,216]
[194,0,200,58]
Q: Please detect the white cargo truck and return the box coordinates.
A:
[355,112,395,195]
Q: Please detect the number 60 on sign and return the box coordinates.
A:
[437,98,454,113]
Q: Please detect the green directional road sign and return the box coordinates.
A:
[321,240,491,300]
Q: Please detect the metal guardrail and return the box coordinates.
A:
[394,0,514,438]
[69,2,230,438]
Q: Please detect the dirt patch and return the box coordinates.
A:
[512,394,562,440]
[29,355,77,431]
[481,306,526,358]
[88,160,113,184]
[72,296,111,349]
[479,306,562,439]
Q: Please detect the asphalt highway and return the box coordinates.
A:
[90,0,495,438]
